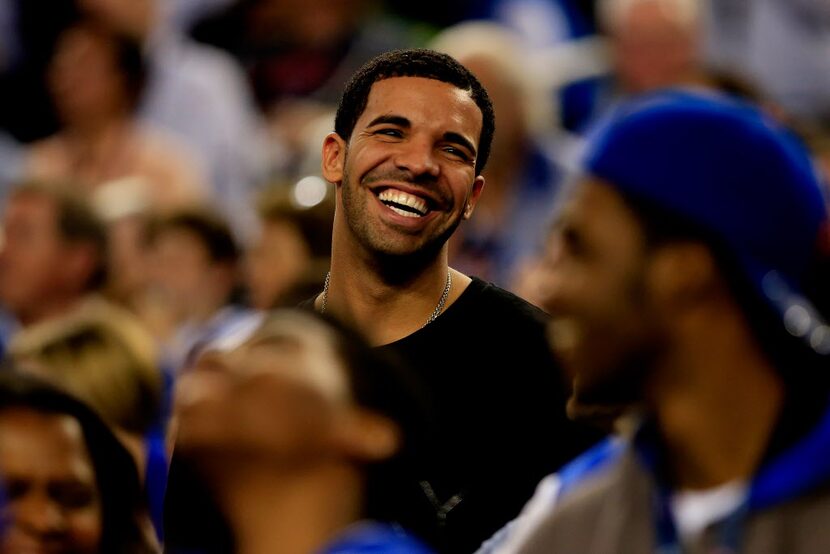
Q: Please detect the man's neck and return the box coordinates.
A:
[323,245,469,345]
[213,461,363,554]
[648,305,784,490]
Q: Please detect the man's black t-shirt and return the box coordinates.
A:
[374,277,601,553]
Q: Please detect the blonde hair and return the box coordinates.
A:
[9,299,162,435]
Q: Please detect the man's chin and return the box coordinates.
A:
[566,393,630,432]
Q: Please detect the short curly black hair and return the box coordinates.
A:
[334,48,495,175]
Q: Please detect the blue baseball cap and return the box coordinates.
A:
[582,90,830,354]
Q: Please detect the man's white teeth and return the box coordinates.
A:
[378,189,428,216]
[389,205,420,218]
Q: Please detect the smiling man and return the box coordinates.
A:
[480,91,830,553]
[165,48,600,554]
[311,49,601,552]
[317,52,490,342]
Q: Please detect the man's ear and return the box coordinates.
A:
[322,133,347,186]
[463,175,486,220]
[647,242,720,309]
[332,408,401,462]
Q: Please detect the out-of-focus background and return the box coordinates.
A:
[1,0,830,543]
[2,0,829,302]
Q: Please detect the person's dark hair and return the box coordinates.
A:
[0,369,154,553]
[147,208,239,265]
[60,19,147,111]
[334,48,496,175]
[10,181,109,292]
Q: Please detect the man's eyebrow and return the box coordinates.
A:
[367,114,411,128]
[444,132,477,157]
[366,115,477,157]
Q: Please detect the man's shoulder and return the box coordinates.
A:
[476,438,626,554]
[406,276,551,360]
[509,441,653,552]
[534,437,642,520]
[457,277,549,327]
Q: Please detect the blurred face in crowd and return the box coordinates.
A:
[175,313,398,466]
[245,219,310,310]
[248,0,366,47]
[0,194,74,323]
[0,408,102,554]
[323,77,485,260]
[147,228,230,321]
[48,25,131,128]
[610,0,699,94]
[542,179,664,417]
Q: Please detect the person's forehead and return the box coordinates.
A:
[559,178,644,237]
[359,76,482,131]
[0,409,93,471]
[224,315,352,402]
[0,407,82,440]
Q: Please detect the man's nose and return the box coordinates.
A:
[394,138,440,178]
[536,244,570,313]
[15,493,67,537]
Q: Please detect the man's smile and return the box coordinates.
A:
[377,188,430,218]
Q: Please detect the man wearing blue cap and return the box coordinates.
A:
[478,90,830,553]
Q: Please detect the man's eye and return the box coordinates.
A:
[4,479,28,500]
[443,146,470,160]
[375,128,402,138]
[561,226,588,258]
[50,484,97,509]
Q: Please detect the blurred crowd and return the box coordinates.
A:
[0,0,828,552]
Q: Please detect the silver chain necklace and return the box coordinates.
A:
[320,269,452,329]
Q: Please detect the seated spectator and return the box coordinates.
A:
[143,208,261,374]
[8,299,162,468]
[0,181,108,333]
[91,176,156,313]
[559,0,708,134]
[26,20,207,210]
[173,309,434,553]
[7,299,168,541]
[0,370,157,553]
[245,179,333,310]
[78,0,270,242]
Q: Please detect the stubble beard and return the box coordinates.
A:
[340,161,465,271]
[565,266,664,423]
